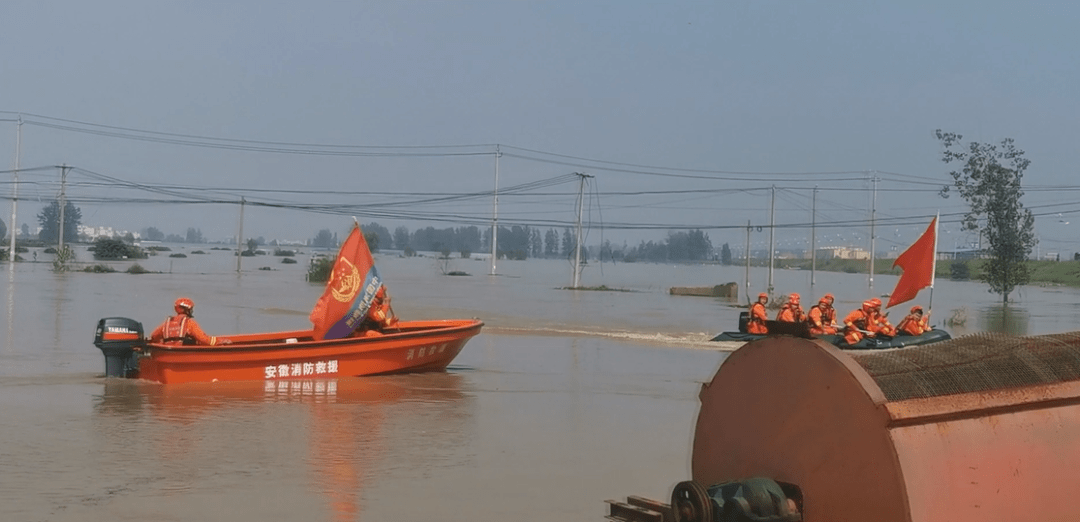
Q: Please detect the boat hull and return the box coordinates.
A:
[135,319,483,384]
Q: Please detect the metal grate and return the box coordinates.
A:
[849,332,1080,402]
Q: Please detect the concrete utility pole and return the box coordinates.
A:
[571,172,593,288]
[745,220,752,304]
[490,144,500,276]
[8,116,21,268]
[869,174,878,290]
[58,165,70,254]
[811,185,818,287]
[768,185,776,296]
[236,197,245,273]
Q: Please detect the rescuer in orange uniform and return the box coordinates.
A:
[866,298,896,336]
[776,293,806,323]
[356,287,399,337]
[149,297,231,346]
[747,292,769,334]
[842,300,876,345]
[807,293,838,335]
[897,305,931,336]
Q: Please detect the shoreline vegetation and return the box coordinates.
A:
[761,258,1080,288]
[6,242,1080,288]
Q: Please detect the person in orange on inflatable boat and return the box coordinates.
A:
[355,287,400,337]
[775,293,806,323]
[149,297,231,346]
[842,300,876,345]
[866,298,896,336]
[807,293,838,335]
[897,305,931,336]
[747,293,769,334]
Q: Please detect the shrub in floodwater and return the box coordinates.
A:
[307,256,333,282]
[281,257,298,264]
[951,261,970,280]
[84,264,117,273]
[169,253,187,258]
[126,264,150,274]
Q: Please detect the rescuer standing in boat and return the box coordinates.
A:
[897,305,931,336]
[775,293,806,323]
[747,292,769,334]
[807,293,838,335]
[149,297,231,346]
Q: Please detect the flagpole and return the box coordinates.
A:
[929,211,939,314]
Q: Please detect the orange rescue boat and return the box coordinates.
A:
[93,317,483,384]
[93,222,483,384]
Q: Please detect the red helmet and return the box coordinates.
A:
[174,297,194,315]
[862,300,874,312]
[758,292,768,300]
[788,293,800,302]
[823,293,834,302]
[911,305,923,314]
[869,298,882,308]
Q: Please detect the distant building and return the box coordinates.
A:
[815,247,870,260]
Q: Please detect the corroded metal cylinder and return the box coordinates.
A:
[691,332,1080,522]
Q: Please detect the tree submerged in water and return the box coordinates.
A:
[937,129,1036,303]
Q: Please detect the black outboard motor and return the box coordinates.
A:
[93,317,146,378]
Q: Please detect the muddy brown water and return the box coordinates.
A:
[4,246,1078,521]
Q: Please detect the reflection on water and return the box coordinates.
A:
[977,305,1031,336]
[93,374,472,522]
[5,267,13,354]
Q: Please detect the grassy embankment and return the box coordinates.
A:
[762,258,1080,288]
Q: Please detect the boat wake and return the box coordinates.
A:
[483,325,743,351]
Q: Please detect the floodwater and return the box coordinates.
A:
[3,246,1080,521]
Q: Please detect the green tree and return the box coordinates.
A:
[93,237,148,260]
[393,226,411,250]
[312,229,334,248]
[938,129,1036,303]
[544,228,558,257]
[721,243,732,265]
[186,227,204,243]
[37,200,82,244]
[0,217,6,241]
[144,226,165,241]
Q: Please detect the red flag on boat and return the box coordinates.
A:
[309,224,384,340]
[887,215,938,309]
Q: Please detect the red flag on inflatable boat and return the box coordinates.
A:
[309,224,384,340]
[887,214,938,309]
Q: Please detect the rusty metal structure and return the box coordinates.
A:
[608,332,1080,522]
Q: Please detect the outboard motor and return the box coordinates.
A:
[93,317,145,378]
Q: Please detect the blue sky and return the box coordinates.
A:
[2,1,1078,255]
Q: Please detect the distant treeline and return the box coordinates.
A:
[340,223,714,263]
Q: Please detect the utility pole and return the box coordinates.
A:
[768,185,776,296]
[571,172,593,288]
[58,164,70,253]
[745,220,752,304]
[236,197,245,273]
[8,116,21,268]
[869,174,878,289]
[490,144,500,276]
[811,185,817,287]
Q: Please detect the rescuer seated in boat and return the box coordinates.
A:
[866,298,896,337]
[896,305,931,336]
[747,293,769,334]
[807,293,839,335]
[353,287,399,337]
[149,297,232,346]
[775,293,806,323]
[842,300,876,345]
